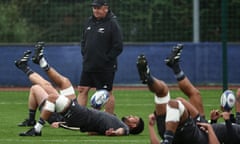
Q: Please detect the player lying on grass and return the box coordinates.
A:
[17,42,68,127]
[136,45,219,144]
[15,42,144,136]
[17,82,64,127]
[138,44,240,144]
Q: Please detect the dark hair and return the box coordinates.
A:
[129,117,144,135]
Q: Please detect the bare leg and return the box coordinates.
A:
[177,77,205,116]
[165,44,204,116]
[136,54,169,115]
[235,88,240,124]
[104,91,115,114]
[149,77,169,115]
[236,88,240,112]
[29,85,48,110]
[28,73,59,96]
[77,86,91,106]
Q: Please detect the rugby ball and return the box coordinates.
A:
[90,90,109,109]
[220,90,236,111]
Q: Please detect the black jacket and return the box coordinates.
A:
[81,10,123,72]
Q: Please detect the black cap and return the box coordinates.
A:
[91,0,108,7]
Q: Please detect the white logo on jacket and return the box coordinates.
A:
[98,28,104,33]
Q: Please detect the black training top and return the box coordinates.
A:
[212,120,240,144]
[61,100,129,135]
[81,10,123,72]
[155,112,208,144]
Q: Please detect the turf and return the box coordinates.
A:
[0,88,223,144]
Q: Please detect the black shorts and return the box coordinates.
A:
[79,71,115,91]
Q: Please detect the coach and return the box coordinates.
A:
[77,0,123,114]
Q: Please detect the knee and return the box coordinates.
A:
[168,100,179,108]
[48,93,59,102]
[60,77,72,88]
[77,86,89,94]
[31,84,41,91]
[166,100,185,120]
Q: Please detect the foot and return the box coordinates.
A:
[15,50,31,69]
[136,54,150,84]
[18,119,36,127]
[165,44,183,67]
[19,128,41,136]
[32,42,45,64]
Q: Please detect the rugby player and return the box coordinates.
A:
[136,44,219,144]
[15,42,144,136]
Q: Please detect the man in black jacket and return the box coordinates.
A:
[77,0,123,114]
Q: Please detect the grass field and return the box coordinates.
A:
[0,88,225,144]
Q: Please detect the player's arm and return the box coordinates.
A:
[148,113,161,144]
[221,112,237,143]
[209,109,221,124]
[197,122,220,144]
[105,128,125,136]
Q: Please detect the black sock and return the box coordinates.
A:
[29,109,36,121]
[175,70,185,81]
[162,130,174,144]
[172,63,181,74]
[146,76,154,86]
[19,65,34,76]
[170,63,185,81]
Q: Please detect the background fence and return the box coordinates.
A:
[0,0,239,43]
[0,0,239,87]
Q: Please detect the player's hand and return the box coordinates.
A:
[197,122,212,133]
[51,122,65,128]
[148,113,156,126]
[51,122,60,128]
[221,111,230,120]
[105,128,116,136]
[210,109,221,121]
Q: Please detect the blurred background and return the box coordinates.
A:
[0,0,239,87]
[1,0,239,43]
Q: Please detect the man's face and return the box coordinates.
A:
[122,115,140,128]
[92,5,108,19]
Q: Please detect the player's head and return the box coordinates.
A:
[121,115,144,135]
[91,0,109,19]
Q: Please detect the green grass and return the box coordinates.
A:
[0,88,223,144]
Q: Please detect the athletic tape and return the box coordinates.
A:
[44,100,55,112]
[60,86,75,97]
[165,101,185,122]
[165,104,180,122]
[154,92,170,104]
[55,95,70,113]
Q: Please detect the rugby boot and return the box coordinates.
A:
[18,119,36,127]
[32,42,45,64]
[136,54,150,84]
[15,50,31,69]
[19,128,41,136]
[164,44,183,68]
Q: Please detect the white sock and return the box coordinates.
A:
[39,57,48,68]
[34,122,43,133]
